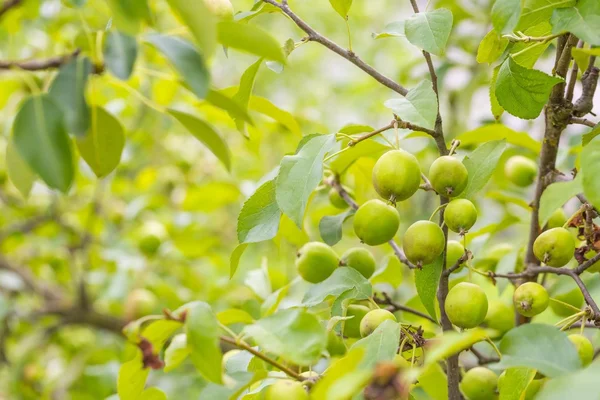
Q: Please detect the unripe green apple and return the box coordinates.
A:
[359,309,397,337]
[353,199,400,246]
[343,304,370,338]
[326,330,346,357]
[372,150,421,201]
[476,243,514,272]
[446,240,466,272]
[460,367,498,400]
[546,208,567,229]
[402,220,445,266]
[265,380,308,400]
[328,187,353,209]
[504,155,537,187]
[444,199,477,234]
[445,282,488,329]
[533,227,575,267]
[340,248,376,278]
[549,286,583,317]
[204,0,234,19]
[428,156,468,197]
[568,334,593,366]
[296,242,339,283]
[138,234,162,257]
[484,300,515,337]
[394,353,411,369]
[513,282,549,317]
[125,288,158,319]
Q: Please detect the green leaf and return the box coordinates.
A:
[217,21,286,63]
[319,208,356,246]
[536,361,600,400]
[510,21,553,68]
[329,0,352,18]
[141,319,182,350]
[117,354,149,400]
[551,0,600,46]
[230,243,248,278]
[48,57,92,136]
[166,0,217,58]
[425,329,488,365]
[416,363,448,400]
[140,387,167,400]
[276,134,336,227]
[6,138,35,197]
[371,256,404,288]
[104,31,138,80]
[76,107,125,178]
[581,139,600,209]
[404,8,453,56]
[492,0,522,34]
[311,348,370,400]
[456,124,540,154]
[495,57,563,120]
[498,367,536,400]
[384,80,438,130]
[490,66,504,120]
[329,140,389,174]
[372,21,405,39]
[233,59,262,134]
[13,95,74,193]
[538,174,582,226]
[164,334,190,372]
[493,324,581,377]
[460,140,506,199]
[572,48,600,72]
[303,267,372,307]
[249,96,302,136]
[185,301,223,383]
[217,309,255,325]
[168,109,231,171]
[106,0,150,34]
[414,255,442,320]
[351,320,400,369]
[582,124,600,146]
[206,89,253,125]
[518,0,575,29]
[477,29,509,64]
[146,34,210,99]
[238,179,281,244]
[242,308,327,366]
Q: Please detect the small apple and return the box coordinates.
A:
[568,334,593,366]
[359,309,397,337]
[372,149,421,201]
[444,198,477,234]
[296,242,339,283]
[533,227,575,267]
[343,304,371,338]
[265,380,308,400]
[353,199,400,246]
[428,156,469,197]
[402,220,445,266]
[340,248,376,278]
[513,282,549,317]
[445,282,488,329]
[504,155,537,187]
[460,367,498,400]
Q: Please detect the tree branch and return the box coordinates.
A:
[0,256,63,302]
[571,117,597,127]
[261,0,408,96]
[375,292,437,324]
[0,0,21,18]
[0,49,104,73]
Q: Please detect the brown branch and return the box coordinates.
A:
[571,117,597,127]
[566,40,584,102]
[469,347,500,365]
[348,121,396,147]
[41,306,127,334]
[375,292,437,324]
[261,0,408,96]
[0,214,53,242]
[0,49,104,73]
[0,256,63,302]
[573,66,599,117]
[0,0,21,18]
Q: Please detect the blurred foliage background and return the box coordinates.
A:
[0,0,599,398]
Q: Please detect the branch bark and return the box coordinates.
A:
[0,0,21,18]
[0,49,104,73]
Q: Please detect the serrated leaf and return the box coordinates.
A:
[477,29,508,64]
[146,34,210,99]
[319,208,356,246]
[351,320,400,369]
[384,80,438,130]
[581,139,600,209]
[460,140,506,199]
[329,0,352,18]
[492,324,581,377]
[104,31,137,80]
[456,124,540,154]
[510,21,553,68]
[164,333,190,372]
[405,8,453,56]
[166,0,217,58]
[230,243,248,279]
[414,255,442,320]
[76,107,125,178]
[276,134,336,227]
[495,57,563,119]
[498,367,536,400]
[13,95,74,193]
[168,109,230,171]
[117,354,149,400]
[539,174,582,226]
[551,0,600,46]
[217,21,286,63]
[303,267,372,307]
[492,0,522,34]
[238,180,281,244]
[6,138,35,197]
[518,0,575,29]
[242,308,327,366]
[186,302,222,383]
[48,57,92,136]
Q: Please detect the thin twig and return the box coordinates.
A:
[375,292,437,324]
[571,117,597,127]
[566,40,584,102]
[0,49,104,73]
[348,122,396,146]
[0,0,21,18]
